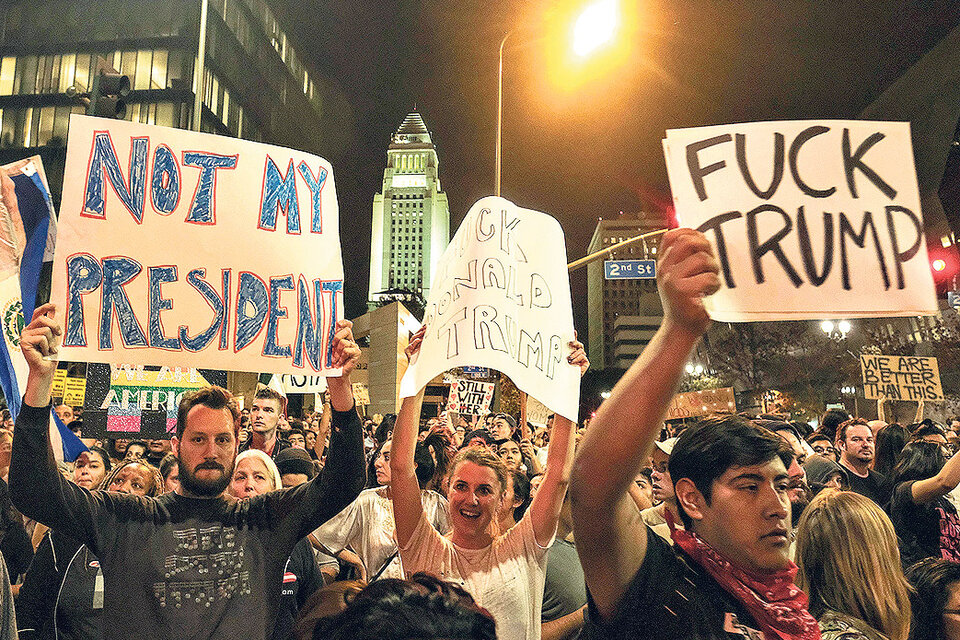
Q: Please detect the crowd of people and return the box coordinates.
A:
[0,229,955,639]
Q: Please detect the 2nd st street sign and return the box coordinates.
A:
[604,260,656,280]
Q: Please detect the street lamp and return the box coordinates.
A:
[571,0,619,57]
[821,319,852,341]
[495,0,619,196]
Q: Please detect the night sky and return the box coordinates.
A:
[272,0,960,342]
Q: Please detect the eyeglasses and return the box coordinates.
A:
[812,445,837,456]
[943,609,960,616]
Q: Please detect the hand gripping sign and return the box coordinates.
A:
[400,197,580,422]
[50,115,344,375]
[663,120,937,321]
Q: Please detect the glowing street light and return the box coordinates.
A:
[495,0,621,196]
[571,0,619,58]
[821,319,852,341]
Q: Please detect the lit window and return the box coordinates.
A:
[0,57,14,95]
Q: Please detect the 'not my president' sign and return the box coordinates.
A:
[663,120,938,321]
[50,115,344,375]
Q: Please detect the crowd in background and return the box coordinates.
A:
[0,229,957,640]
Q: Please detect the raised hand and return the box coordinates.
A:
[404,325,426,362]
[21,303,60,378]
[656,228,721,336]
[329,319,361,376]
[567,336,589,377]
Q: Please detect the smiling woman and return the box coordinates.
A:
[389,325,587,640]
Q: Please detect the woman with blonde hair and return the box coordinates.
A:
[796,490,912,640]
[391,327,588,640]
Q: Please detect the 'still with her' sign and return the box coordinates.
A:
[604,260,656,280]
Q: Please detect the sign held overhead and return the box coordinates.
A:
[663,120,937,321]
[400,196,581,421]
[50,115,345,374]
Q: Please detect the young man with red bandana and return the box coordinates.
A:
[571,228,820,640]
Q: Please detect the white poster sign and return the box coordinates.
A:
[663,120,937,321]
[50,115,344,374]
[446,379,495,415]
[399,197,580,421]
[279,374,328,394]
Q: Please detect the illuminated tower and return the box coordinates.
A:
[368,110,450,309]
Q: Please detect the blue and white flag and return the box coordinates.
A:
[0,157,86,462]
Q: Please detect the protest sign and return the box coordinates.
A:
[50,115,344,374]
[861,354,943,401]
[446,379,495,415]
[399,197,580,421]
[82,363,227,439]
[52,368,67,398]
[666,387,737,419]
[525,396,552,426]
[663,120,937,321]
[63,377,86,406]
[352,383,370,405]
[279,374,328,394]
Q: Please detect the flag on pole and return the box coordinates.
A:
[0,158,86,462]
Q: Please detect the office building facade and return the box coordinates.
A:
[0,0,330,201]
[586,217,664,369]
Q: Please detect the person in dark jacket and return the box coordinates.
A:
[16,459,163,639]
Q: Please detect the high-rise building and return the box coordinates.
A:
[586,217,664,369]
[0,0,331,204]
[368,110,450,309]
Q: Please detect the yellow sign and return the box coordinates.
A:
[63,377,86,406]
[861,354,943,401]
[52,369,68,397]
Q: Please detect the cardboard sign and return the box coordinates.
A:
[861,354,943,401]
[666,387,737,419]
[399,197,580,421]
[525,395,553,426]
[663,120,937,321]
[50,115,344,374]
[447,379,495,415]
[352,383,370,405]
[82,363,226,438]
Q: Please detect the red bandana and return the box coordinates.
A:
[665,511,821,640]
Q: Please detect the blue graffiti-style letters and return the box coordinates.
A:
[179,268,225,352]
[151,145,181,215]
[64,254,103,347]
[148,266,179,350]
[83,133,148,222]
[294,277,323,369]
[322,280,342,368]
[259,157,301,233]
[235,272,268,351]
[100,257,147,349]
[297,162,327,233]
[265,275,294,357]
[183,152,238,224]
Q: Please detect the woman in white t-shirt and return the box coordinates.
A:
[391,326,587,640]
